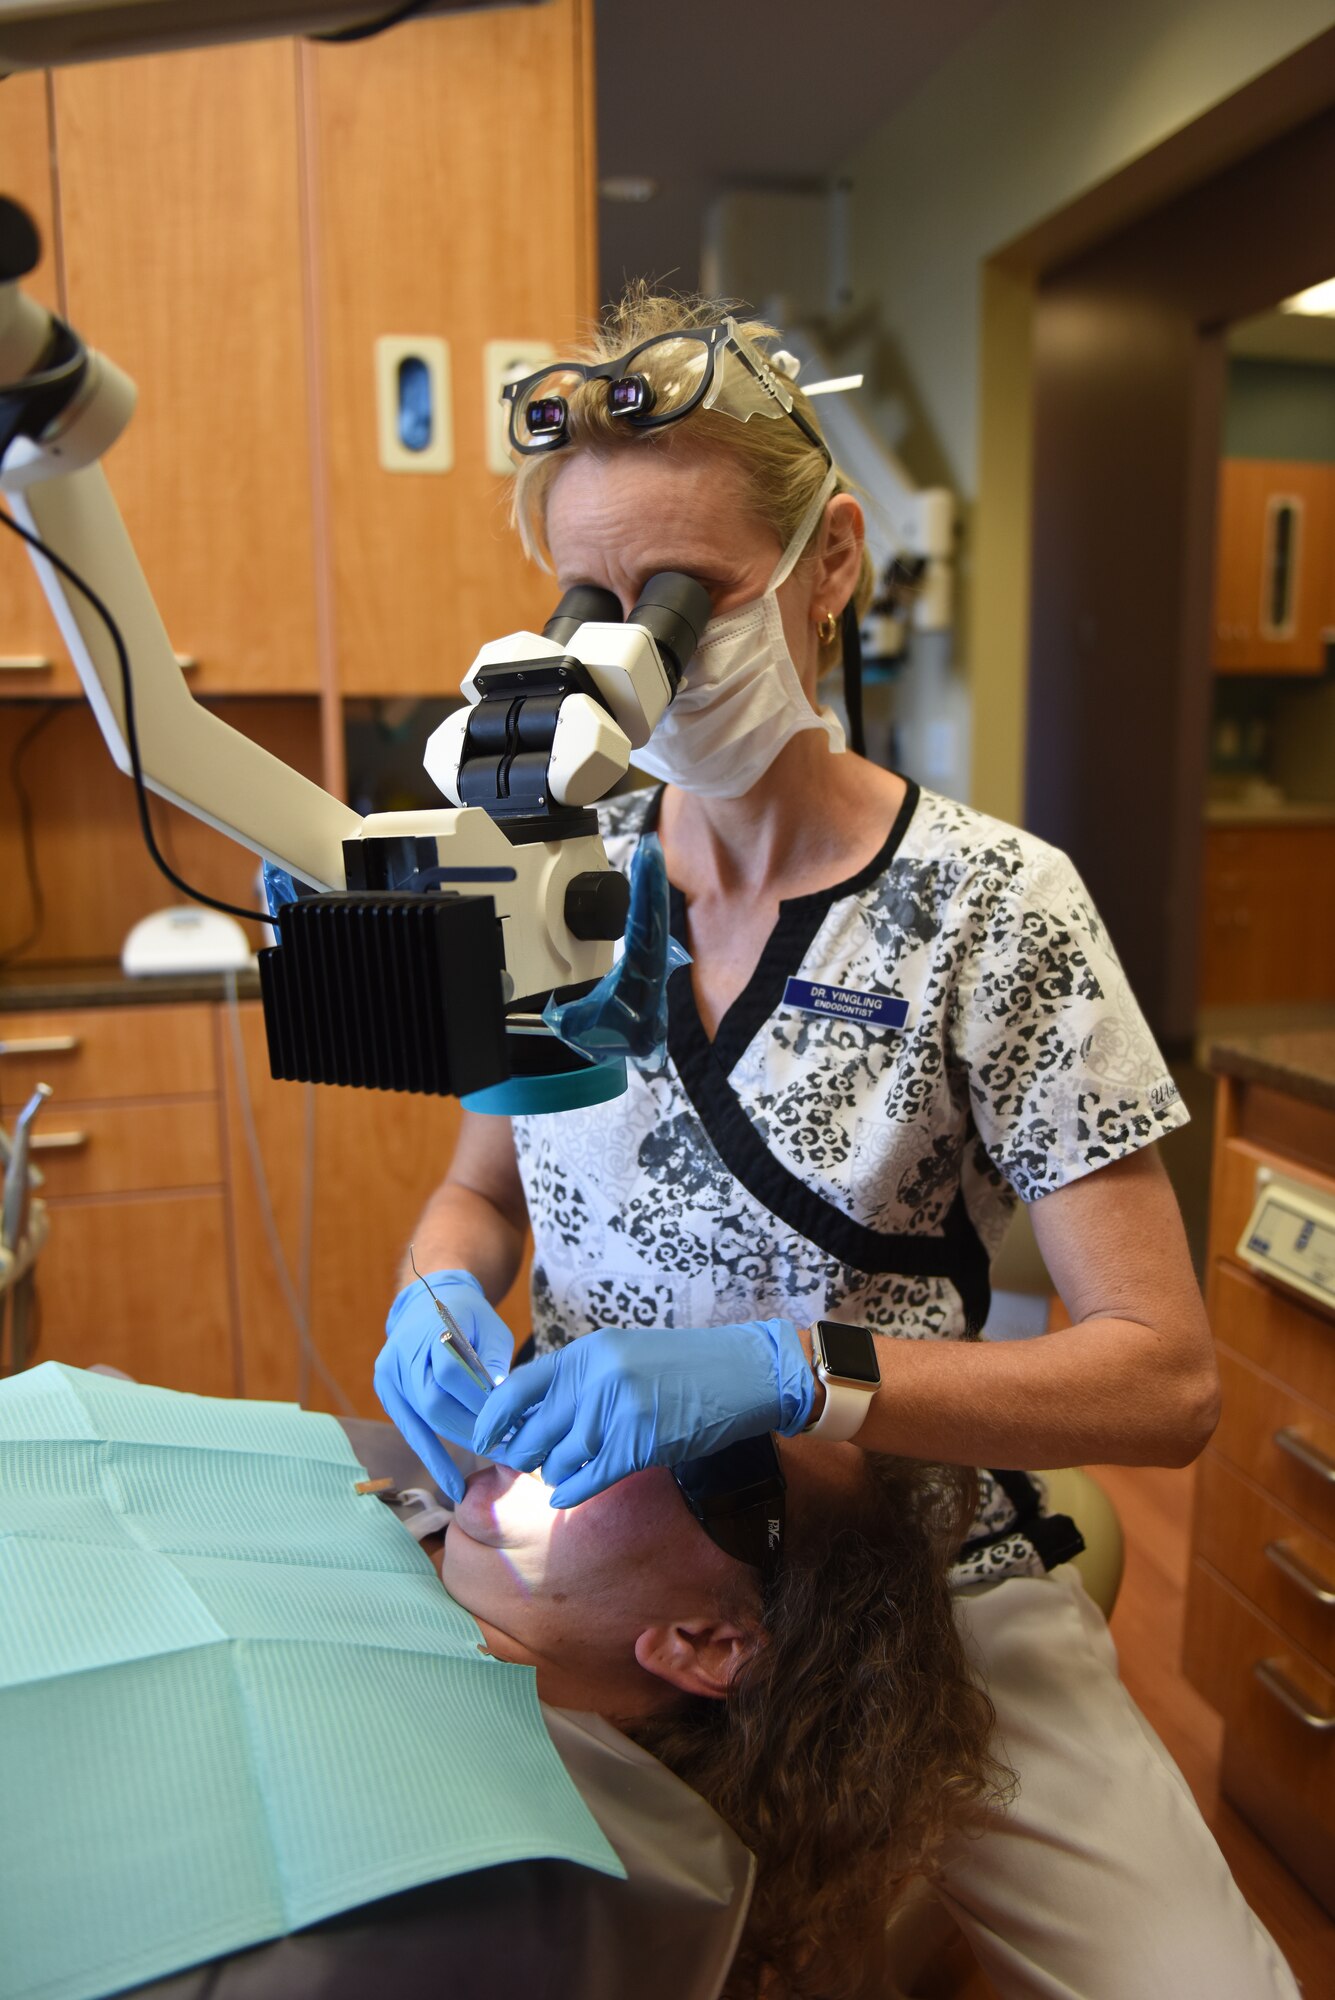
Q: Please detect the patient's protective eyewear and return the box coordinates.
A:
[502,320,831,466]
[672,1432,786,1585]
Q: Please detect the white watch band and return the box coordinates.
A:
[804,1372,876,1442]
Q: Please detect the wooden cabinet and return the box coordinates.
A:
[1183,1072,1335,1914]
[302,0,596,695]
[51,44,321,696]
[0,72,73,698]
[0,700,325,965]
[1198,823,1335,1007]
[2,2,595,705]
[1213,459,1333,675]
[0,1003,235,1394]
[2,994,531,1421]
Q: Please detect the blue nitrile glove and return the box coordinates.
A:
[470,1320,815,1509]
[374,1270,514,1502]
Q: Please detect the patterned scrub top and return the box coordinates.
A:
[511,779,1190,1584]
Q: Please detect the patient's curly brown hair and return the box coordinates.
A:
[626,1452,1009,2000]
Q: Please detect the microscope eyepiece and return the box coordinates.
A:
[627,571,712,692]
[543,583,623,648]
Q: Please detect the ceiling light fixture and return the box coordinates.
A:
[1279,277,1335,316]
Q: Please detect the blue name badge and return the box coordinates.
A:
[783,977,910,1031]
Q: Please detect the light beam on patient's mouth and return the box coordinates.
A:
[443,1463,577,1606]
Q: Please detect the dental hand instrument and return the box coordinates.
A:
[409,1247,494,1393]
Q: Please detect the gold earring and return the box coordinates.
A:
[817,609,839,645]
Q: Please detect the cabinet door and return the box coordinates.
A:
[1198,825,1335,1005]
[0,73,77,697]
[28,1190,237,1395]
[1213,459,1331,676]
[220,1000,532,1417]
[1212,459,1264,672]
[50,44,320,694]
[303,0,597,698]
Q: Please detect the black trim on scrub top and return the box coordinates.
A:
[961,1467,1087,1572]
[641,778,920,1077]
[637,782,992,1336]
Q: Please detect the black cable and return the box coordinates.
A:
[0,505,262,928]
[311,0,441,43]
[841,600,866,758]
[0,701,60,964]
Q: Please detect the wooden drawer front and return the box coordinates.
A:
[1194,1452,1335,1672]
[1183,1562,1335,1838]
[0,1005,217,1104]
[1210,1259,1335,1415]
[1207,1136,1335,1280]
[1214,1348,1335,1540]
[29,1192,236,1397]
[7,1101,223,1199]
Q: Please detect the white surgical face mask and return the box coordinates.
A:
[633,465,844,798]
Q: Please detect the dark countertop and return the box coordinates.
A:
[1207,1028,1335,1115]
[0,961,262,1013]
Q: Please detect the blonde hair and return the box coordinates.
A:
[627,1454,1009,2000]
[512,285,875,662]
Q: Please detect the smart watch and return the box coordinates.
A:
[802,1320,881,1441]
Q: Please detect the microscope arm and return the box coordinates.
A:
[1,268,361,892]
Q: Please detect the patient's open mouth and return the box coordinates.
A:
[452,1463,546,1548]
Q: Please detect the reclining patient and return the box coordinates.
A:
[0,1366,1001,2000]
[435,1436,1003,1998]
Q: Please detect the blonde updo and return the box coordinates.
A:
[511,285,874,662]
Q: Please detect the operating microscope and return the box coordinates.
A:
[0,193,709,1113]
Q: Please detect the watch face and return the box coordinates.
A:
[816,1320,880,1387]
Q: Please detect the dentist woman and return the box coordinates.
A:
[376,291,1297,1999]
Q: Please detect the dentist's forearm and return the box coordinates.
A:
[797,1316,1220,1471]
[396,1181,525,1305]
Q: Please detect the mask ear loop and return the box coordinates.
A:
[765,463,840,594]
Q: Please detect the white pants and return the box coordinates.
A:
[937,1566,1300,2000]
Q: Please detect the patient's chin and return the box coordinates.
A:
[436,1537,530,1665]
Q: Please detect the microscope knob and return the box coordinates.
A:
[564,869,631,942]
[0,197,41,283]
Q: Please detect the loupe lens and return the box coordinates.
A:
[524,395,568,439]
[510,366,587,450]
[608,373,655,417]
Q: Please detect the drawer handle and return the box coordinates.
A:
[1274,1427,1335,1486]
[1265,1539,1335,1607]
[1254,1659,1335,1732]
[0,655,53,672]
[0,1034,80,1057]
[29,1130,88,1153]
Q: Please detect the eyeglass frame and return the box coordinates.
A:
[671,1430,787,1587]
[501,319,832,467]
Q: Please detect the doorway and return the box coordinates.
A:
[1201,304,1335,1031]
[1024,103,1335,1048]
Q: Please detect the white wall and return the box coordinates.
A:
[841,0,1335,810]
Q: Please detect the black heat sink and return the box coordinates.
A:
[258,892,509,1098]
